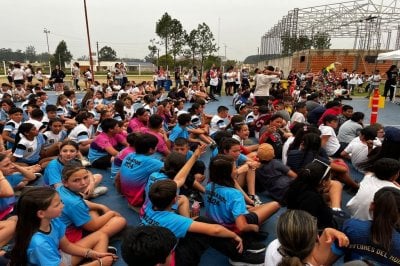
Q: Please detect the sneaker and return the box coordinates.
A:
[34,173,43,180]
[81,158,91,167]
[229,249,265,266]
[107,246,118,255]
[249,195,262,206]
[210,141,218,150]
[91,186,108,198]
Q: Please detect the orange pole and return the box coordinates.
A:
[370,88,380,124]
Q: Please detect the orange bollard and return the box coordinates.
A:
[370,88,380,124]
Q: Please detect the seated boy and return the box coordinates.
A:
[142,179,265,266]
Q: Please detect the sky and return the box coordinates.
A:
[0,0,384,61]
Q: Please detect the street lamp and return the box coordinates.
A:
[44,28,51,72]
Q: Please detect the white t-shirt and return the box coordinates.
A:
[210,114,229,136]
[281,136,295,165]
[347,173,399,220]
[343,137,369,171]
[290,111,306,124]
[68,124,94,143]
[265,239,282,266]
[254,74,277,97]
[319,124,340,156]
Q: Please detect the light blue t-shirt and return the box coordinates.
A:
[141,204,193,239]
[204,183,248,226]
[43,158,64,187]
[5,173,24,188]
[13,133,45,164]
[169,124,189,142]
[119,153,164,206]
[57,186,91,228]
[236,153,247,167]
[27,218,65,266]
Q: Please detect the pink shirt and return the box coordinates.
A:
[139,127,169,155]
[128,118,146,133]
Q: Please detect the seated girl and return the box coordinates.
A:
[42,117,68,157]
[57,164,126,243]
[265,209,349,266]
[56,94,76,130]
[232,123,259,157]
[68,111,95,155]
[9,187,117,266]
[88,118,123,169]
[284,160,346,230]
[287,132,358,191]
[11,123,53,168]
[44,140,106,199]
[338,187,400,265]
[220,138,261,206]
[205,154,280,239]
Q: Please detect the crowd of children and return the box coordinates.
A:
[0,63,400,266]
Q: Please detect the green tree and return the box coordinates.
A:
[223,60,237,69]
[203,55,221,70]
[196,23,218,75]
[185,29,199,66]
[169,19,187,68]
[52,40,73,68]
[25,45,36,62]
[312,32,331,49]
[99,46,117,61]
[158,54,174,70]
[155,12,173,68]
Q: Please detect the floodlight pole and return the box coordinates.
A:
[83,0,95,80]
[44,28,51,73]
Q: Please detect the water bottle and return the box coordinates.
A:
[191,201,200,218]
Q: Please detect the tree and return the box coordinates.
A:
[155,12,173,68]
[25,45,36,62]
[312,32,331,49]
[99,46,117,61]
[281,34,312,55]
[185,29,199,66]
[196,23,218,75]
[203,55,221,70]
[52,40,72,68]
[169,19,186,68]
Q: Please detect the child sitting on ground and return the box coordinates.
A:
[255,143,297,203]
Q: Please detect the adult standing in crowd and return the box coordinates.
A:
[72,62,81,91]
[254,66,280,106]
[383,64,398,102]
[50,65,65,93]
[11,62,25,89]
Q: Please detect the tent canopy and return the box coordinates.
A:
[377,50,400,61]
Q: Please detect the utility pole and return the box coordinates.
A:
[223,44,227,60]
[83,0,95,80]
[43,28,51,73]
[96,41,100,71]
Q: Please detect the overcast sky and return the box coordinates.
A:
[0,0,379,61]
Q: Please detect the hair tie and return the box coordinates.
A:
[303,125,308,132]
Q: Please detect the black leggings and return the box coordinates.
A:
[91,154,112,169]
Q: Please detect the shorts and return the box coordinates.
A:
[60,251,72,266]
[14,79,24,85]
[244,212,259,225]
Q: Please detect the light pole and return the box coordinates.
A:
[83,0,95,80]
[44,28,51,72]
